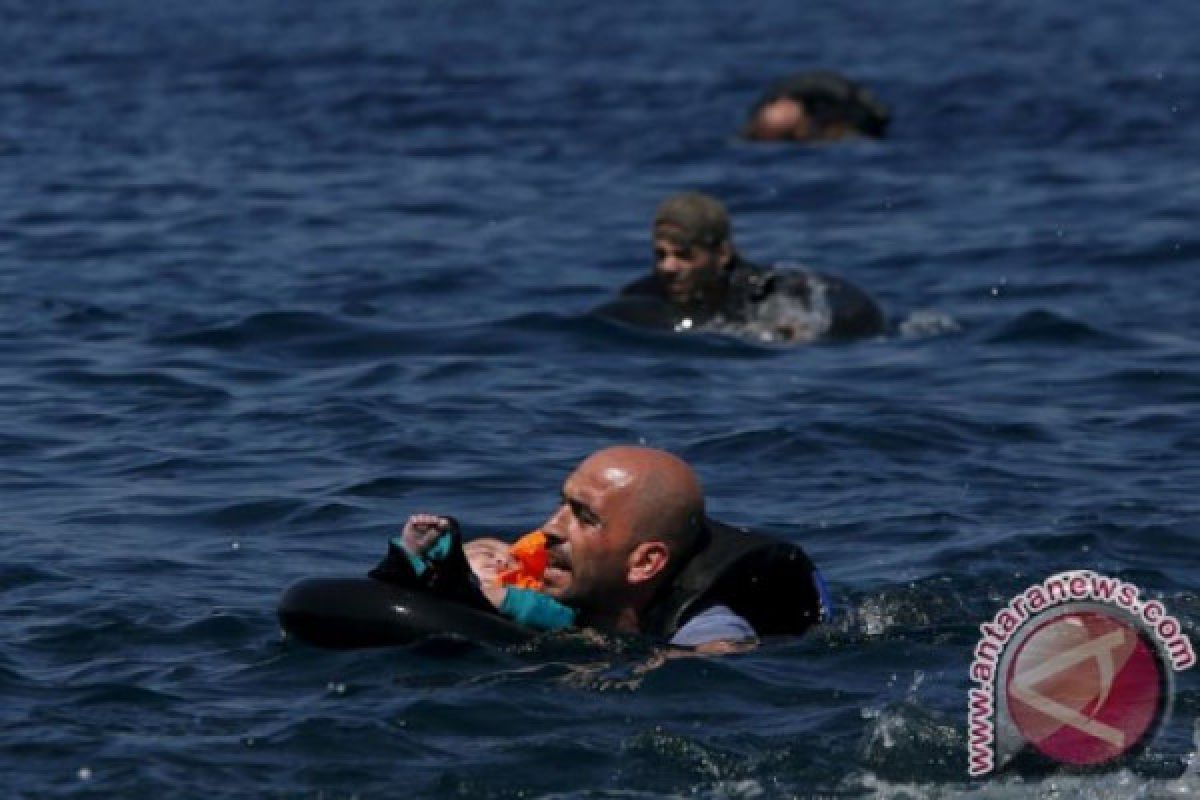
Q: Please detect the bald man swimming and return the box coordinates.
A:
[535,446,748,644]
[371,446,829,650]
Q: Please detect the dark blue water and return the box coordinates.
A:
[2,1,1198,796]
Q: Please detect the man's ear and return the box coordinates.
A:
[627,541,670,585]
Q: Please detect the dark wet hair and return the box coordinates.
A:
[749,71,891,138]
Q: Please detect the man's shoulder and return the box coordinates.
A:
[733,258,859,293]
[616,274,663,297]
[592,275,676,330]
[722,258,811,315]
[732,259,886,337]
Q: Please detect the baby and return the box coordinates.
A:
[368,513,576,632]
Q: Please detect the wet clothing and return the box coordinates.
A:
[596,256,885,343]
[669,604,757,647]
[641,517,829,642]
[499,586,577,630]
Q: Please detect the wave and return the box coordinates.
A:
[984,309,1139,347]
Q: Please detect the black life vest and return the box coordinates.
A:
[641,518,825,640]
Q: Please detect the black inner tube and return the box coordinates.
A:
[278,577,534,649]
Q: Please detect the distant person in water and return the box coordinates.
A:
[743,71,890,142]
[595,192,885,343]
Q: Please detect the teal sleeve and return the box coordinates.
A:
[390,531,454,578]
[500,589,577,631]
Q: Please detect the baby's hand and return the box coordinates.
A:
[400,513,451,555]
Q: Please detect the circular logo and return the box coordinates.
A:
[1004,610,1165,766]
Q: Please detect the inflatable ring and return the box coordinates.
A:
[278,577,534,649]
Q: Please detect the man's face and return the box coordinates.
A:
[538,457,641,610]
[653,235,728,308]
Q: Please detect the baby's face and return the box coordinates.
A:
[464,538,517,585]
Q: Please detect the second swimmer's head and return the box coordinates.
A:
[651,192,735,309]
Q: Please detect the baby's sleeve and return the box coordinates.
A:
[500,589,576,631]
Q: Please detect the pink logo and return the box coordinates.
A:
[1004,610,1164,766]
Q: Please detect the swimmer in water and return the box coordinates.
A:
[371,513,576,631]
[743,71,890,142]
[369,447,829,652]
[595,191,885,343]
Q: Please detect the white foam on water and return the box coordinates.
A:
[898,310,962,339]
[844,716,1200,799]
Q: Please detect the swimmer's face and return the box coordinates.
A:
[539,454,642,609]
[463,539,517,585]
[653,234,730,308]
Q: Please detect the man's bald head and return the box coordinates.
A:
[539,445,708,626]
[580,446,705,558]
